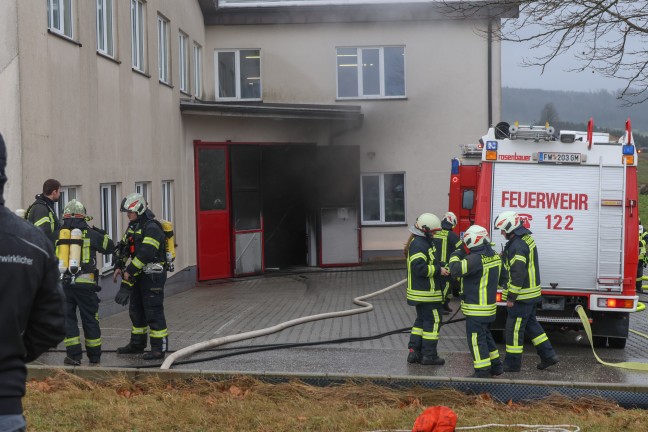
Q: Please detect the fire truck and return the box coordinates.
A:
[449,120,639,348]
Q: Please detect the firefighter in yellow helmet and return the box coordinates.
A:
[432,211,462,314]
[113,193,169,360]
[494,210,558,372]
[404,213,449,366]
[449,225,507,378]
[57,199,114,366]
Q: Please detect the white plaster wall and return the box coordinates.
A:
[16,0,205,270]
[202,19,501,253]
[0,0,23,210]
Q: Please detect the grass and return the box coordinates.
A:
[23,373,648,431]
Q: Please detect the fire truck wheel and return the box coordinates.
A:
[608,337,627,349]
[593,336,607,348]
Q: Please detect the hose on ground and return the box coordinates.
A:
[161,278,408,369]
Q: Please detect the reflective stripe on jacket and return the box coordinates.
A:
[502,232,541,302]
[406,235,443,303]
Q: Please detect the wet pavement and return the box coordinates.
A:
[35,265,648,395]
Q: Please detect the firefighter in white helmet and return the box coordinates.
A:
[57,199,114,366]
[448,225,507,378]
[113,193,169,360]
[404,213,449,366]
[494,210,558,372]
[432,211,462,314]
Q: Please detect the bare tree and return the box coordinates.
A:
[443,1,648,104]
[539,102,560,125]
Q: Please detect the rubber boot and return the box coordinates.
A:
[117,343,145,354]
[407,349,421,364]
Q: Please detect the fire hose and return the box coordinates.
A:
[161,278,408,369]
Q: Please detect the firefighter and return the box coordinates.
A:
[494,210,558,372]
[448,225,507,378]
[113,193,169,360]
[433,211,462,314]
[25,178,61,245]
[57,200,114,366]
[637,225,647,293]
[404,213,449,366]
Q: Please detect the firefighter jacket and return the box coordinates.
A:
[641,231,648,266]
[406,232,444,304]
[0,205,66,414]
[501,227,541,303]
[56,217,115,285]
[116,210,166,277]
[448,244,508,318]
[26,194,60,244]
[432,223,462,265]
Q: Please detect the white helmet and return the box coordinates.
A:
[63,199,87,218]
[120,193,147,215]
[640,225,645,235]
[463,225,490,249]
[416,213,441,234]
[494,210,521,234]
[443,211,457,228]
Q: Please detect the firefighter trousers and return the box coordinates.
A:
[408,302,442,358]
[503,300,555,370]
[127,272,169,352]
[465,316,501,372]
[64,282,101,362]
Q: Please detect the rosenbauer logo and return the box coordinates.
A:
[498,152,531,161]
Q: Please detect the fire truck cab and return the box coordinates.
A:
[449,120,639,348]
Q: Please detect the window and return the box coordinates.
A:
[135,182,150,205]
[215,49,261,100]
[193,42,202,98]
[337,46,405,99]
[162,181,174,222]
[96,0,114,56]
[361,173,406,224]
[131,0,146,71]
[157,15,170,83]
[55,186,78,219]
[47,0,74,39]
[179,33,189,93]
[100,184,119,268]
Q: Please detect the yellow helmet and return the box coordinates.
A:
[63,199,86,218]
[416,213,441,234]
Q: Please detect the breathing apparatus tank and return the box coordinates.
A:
[57,228,71,274]
[160,219,176,272]
[68,228,83,274]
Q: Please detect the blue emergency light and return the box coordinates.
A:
[451,158,460,174]
[622,144,635,155]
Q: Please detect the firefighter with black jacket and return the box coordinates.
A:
[494,211,559,372]
[433,211,462,314]
[405,213,449,366]
[25,178,61,244]
[449,225,507,378]
[0,133,65,429]
[113,193,169,360]
[57,200,114,366]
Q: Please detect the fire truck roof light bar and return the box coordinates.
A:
[508,124,555,142]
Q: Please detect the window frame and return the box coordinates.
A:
[54,186,78,219]
[47,0,74,39]
[179,32,189,93]
[96,0,114,57]
[157,14,170,84]
[214,49,262,101]
[360,172,407,226]
[161,180,174,222]
[100,183,120,269]
[135,181,151,206]
[336,46,406,100]
[131,0,146,72]
[193,42,203,98]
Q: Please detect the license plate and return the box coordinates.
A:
[539,152,581,164]
[541,296,565,311]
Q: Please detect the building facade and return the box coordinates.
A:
[0,0,514,296]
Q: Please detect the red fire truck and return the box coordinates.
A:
[449,120,639,348]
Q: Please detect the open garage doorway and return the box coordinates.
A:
[195,141,360,280]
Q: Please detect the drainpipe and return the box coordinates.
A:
[487,19,493,128]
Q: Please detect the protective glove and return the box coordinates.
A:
[114,284,131,306]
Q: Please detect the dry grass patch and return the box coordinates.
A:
[23,372,648,431]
